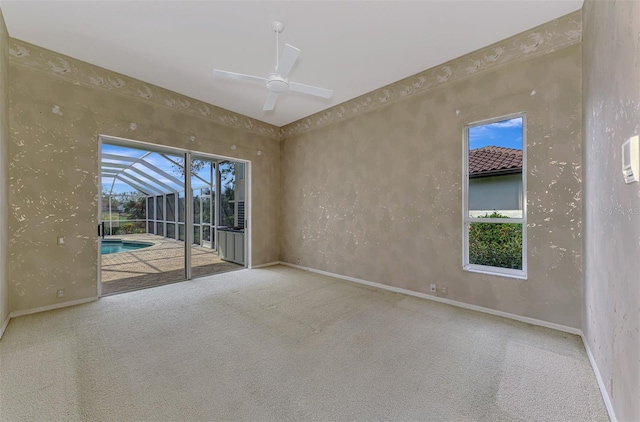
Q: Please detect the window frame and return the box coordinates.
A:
[462,112,528,279]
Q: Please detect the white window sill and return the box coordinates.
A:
[463,264,527,280]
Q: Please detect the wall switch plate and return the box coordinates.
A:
[610,377,614,398]
[622,135,639,183]
[57,236,65,245]
[57,289,64,298]
[430,283,436,293]
[441,286,448,296]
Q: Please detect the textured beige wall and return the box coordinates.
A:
[582,1,640,420]
[8,41,280,313]
[281,42,583,328]
[0,7,10,326]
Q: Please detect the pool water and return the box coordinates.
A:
[101,240,152,255]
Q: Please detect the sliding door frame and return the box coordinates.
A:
[97,134,251,297]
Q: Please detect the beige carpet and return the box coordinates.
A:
[0,266,608,421]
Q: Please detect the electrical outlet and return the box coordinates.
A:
[57,289,64,299]
[57,236,65,246]
[441,285,448,296]
[430,283,436,293]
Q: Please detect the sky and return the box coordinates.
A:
[101,144,233,195]
[468,117,523,151]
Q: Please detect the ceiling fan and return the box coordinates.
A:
[213,21,333,111]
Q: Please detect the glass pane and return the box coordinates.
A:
[193,225,201,245]
[111,221,146,236]
[178,224,185,241]
[166,194,176,221]
[219,161,235,227]
[147,197,155,220]
[117,194,146,221]
[156,196,164,220]
[166,223,175,239]
[190,158,241,278]
[202,196,211,224]
[178,194,185,223]
[192,159,212,185]
[193,194,201,225]
[100,142,186,296]
[468,117,523,219]
[469,222,522,270]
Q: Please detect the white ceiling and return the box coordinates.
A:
[1,1,583,127]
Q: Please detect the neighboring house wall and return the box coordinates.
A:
[281,13,583,328]
[582,1,640,421]
[7,40,281,313]
[0,7,10,330]
[468,173,522,216]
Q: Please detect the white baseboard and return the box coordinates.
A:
[0,313,10,339]
[9,296,98,318]
[278,261,582,335]
[250,261,281,269]
[582,336,617,422]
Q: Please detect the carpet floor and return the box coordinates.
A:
[0,265,608,421]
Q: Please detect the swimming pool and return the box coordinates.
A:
[101,240,153,255]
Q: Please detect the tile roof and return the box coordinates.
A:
[469,146,522,177]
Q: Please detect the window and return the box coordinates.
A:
[463,113,527,278]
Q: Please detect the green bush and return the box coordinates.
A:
[113,222,146,235]
[119,223,137,234]
[469,212,522,269]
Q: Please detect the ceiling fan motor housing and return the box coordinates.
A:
[266,74,289,93]
[272,21,284,33]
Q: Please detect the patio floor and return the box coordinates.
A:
[101,234,242,295]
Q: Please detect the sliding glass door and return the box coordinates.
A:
[216,160,246,267]
[100,143,186,295]
[99,138,248,296]
[189,156,245,278]
[191,158,215,250]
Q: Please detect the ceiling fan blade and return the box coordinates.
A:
[263,92,279,111]
[213,69,266,83]
[276,44,300,79]
[289,81,333,99]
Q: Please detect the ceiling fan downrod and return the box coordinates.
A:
[272,21,284,72]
